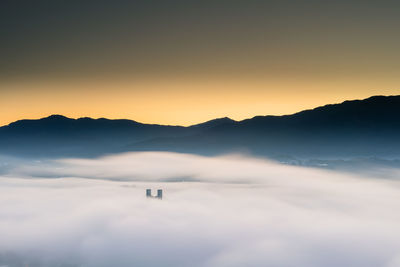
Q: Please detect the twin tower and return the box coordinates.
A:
[146,189,163,199]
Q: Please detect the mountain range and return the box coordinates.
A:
[1,95,400,160]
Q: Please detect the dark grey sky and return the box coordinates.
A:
[2,0,400,80]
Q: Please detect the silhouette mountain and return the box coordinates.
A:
[189,117,236,129]
[1,95,399,159]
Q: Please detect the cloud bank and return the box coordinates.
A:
[1,152,400,267]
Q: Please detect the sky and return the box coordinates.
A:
[1,152,400,266]
[1,0,400,126]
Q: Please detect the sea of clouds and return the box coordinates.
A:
[1,152,400,267]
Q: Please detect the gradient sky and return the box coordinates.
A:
[1,0,400,126]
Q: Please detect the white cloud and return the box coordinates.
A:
[1,152,400,266]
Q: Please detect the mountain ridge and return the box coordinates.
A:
[3,94,397,129]
[1,95,399,159]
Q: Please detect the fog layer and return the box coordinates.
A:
[1,152,400,267]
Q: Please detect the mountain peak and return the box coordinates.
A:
[42,114,71,120]
[190,117,236,129]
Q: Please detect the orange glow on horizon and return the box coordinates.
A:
[1,77,398,127]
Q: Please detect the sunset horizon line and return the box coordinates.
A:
[2,94,396,128]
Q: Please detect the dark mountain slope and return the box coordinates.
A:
[0,95,399,159]
[188,117,236,129]
[129,95,400,158]
[0,115,185,157]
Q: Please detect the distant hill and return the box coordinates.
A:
[1,95,400,159]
